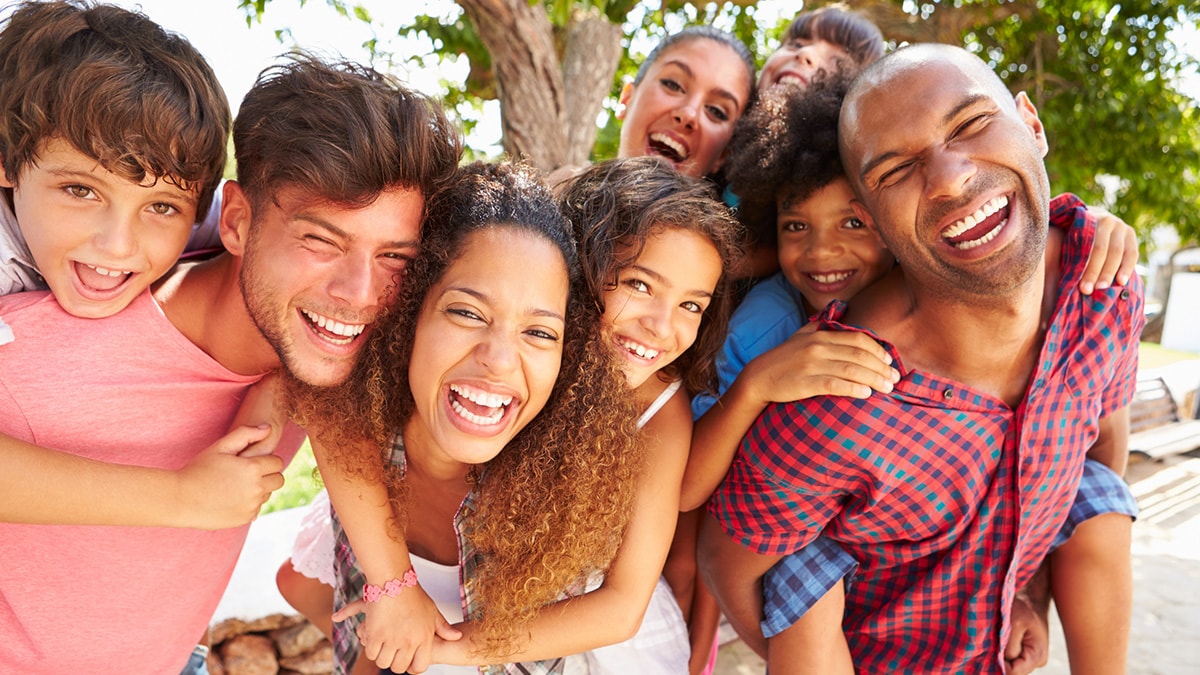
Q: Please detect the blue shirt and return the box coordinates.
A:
[691,271,809,419]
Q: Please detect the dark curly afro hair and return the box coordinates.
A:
[725,72,853,249]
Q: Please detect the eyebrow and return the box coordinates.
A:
[660,59,745,113]
[449,287,566,322]
[626,263,714,300]
[295,214,420,250]
[859,92,993,184]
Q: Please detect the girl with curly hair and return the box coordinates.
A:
[289,161,644,674]
[556,155,744,675]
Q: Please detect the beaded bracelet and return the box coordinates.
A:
[363,568,418,602]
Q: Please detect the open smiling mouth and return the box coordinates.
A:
[618,336,661,361]
[449,384,514,426]
[648,132,688,163]
[76,262,132,293]
[942,195,1010,250]
[301,309,366,346]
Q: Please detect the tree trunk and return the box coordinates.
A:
[455,0,568,171]
[560,10,623,166]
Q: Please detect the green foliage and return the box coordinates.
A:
[241,0,1200,242]
[260,439,323,515]
[944,0,1200,243]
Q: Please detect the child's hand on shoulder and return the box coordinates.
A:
[1080,206,1138,295]
[174,373,287,529]
[334,579,462,672]
[744,323,899,404]
[175,423,284,529]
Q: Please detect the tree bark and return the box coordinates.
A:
[560,9,623,166]
[455,0,568,171]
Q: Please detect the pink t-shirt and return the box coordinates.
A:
[0,290,303,673]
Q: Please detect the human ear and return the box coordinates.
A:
[616,82,635,121]
[0,153,13,189]
[218,180,253,256]
[1014,92,1048,158]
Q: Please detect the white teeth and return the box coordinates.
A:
[449,384,510,426]
[86,264,129,277]
[450,399,503,425]
[649,132,688,160]
[809,271,851,284]
[777,74,805,87]
[954,220,1005,250]
[302,309,366,339]
[449,384,513,408]
[943,196,1008,239]
[619,338,660,360]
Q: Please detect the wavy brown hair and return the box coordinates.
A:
[558,156,744,399]
[291,162,642,660]
[0,0,230,217]
[726,73,852,249]
[234,54,461,213]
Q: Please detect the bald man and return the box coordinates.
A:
[701,44,1142,674]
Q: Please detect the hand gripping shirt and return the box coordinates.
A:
[332,435,571,675]
[710,194,1144,673]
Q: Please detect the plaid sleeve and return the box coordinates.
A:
[760,536,858,637]
[708,404,846,556]
[1050,458,1139,550]
[1100,274,1144,416]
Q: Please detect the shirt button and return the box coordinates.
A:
[1120,289,1130,300]
[944,388,954,399]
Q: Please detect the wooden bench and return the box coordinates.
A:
[1128,376,1200,460]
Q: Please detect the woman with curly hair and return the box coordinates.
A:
[290,161,644,674]
[556,155,744,675]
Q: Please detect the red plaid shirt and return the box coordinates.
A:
[710,194,1144,672]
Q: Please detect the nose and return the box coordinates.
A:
[92,210,139,259]
[328,252,384,309]
[640,298,673,338]
[475,328,519,374]
[924,148,976,202]
[807,228,846,260]
[794,46,815,68]
[672,98,699,129]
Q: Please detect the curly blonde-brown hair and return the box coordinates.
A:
[291,162,642,661]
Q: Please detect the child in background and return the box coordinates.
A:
[757,6,884,95]
[687,74,1140,673]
